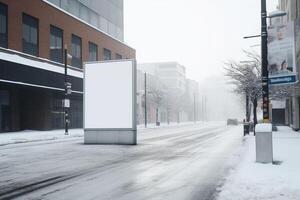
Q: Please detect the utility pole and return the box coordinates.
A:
[201,96,204,122]
[193,93,196,123]
[204,96,206,121]
[144,72,147,128]
[261,0,269,123]
[64,46,71,135]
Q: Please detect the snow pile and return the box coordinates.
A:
[216,126,300,200]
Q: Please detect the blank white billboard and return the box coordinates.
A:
[84,60,136,129]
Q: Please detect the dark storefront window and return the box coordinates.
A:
[88,42,98,61]
[69,99,83,128]
[51,98,64,129]
[22,14,39,56]
[50,25,63,63]
[51,97,83,129]
[71,34,82,68]
[0,3,8,48]
[116,53,122,60]
[0,90,10,132]
[103,48,111,60]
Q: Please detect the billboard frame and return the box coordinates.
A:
[268,21,298,85]
[83,59,137,145]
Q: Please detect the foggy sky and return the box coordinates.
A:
[124,0,278,81]
[124,0,278,120]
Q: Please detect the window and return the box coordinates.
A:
[79,4,90,23]
[103,48,111,60]
[90,10,98,27]
[68,0,80,17]
[71,34,82,68]
[108,22,116,37]
[116,53,122,60]
[0,3,7,48]
[88,42,98,61]
[99,16,108,33]
[50,25,63,63]
[22,14,38,56]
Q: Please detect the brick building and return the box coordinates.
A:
[0,0,135,132]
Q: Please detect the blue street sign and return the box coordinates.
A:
[269,75,297,85]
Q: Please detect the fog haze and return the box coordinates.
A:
[124,0,278,120]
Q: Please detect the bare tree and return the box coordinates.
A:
[224,50,293,126]
[148,84,165,125]
[224,51,261,125]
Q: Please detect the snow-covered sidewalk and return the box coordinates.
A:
[216,126,300,200]
[0,129,84,146]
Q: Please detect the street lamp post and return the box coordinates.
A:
[261,0,269,123]
[193,93,196,123]
[144,72,147,128]
[64,46,72,135]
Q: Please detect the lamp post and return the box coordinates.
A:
[64,46,72,135]
[144,72,147,128]
[193,93,196,123]
[261,0,269,123]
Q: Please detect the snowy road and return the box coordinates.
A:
[0,123,243,200]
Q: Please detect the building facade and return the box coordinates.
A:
[0,0,135,132]
[138,62,186,95]
[277,0,300,130]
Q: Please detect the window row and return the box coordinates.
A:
[0,4,123,69]
[46,0,123,41]
[49,22,122,68]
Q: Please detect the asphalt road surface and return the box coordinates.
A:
[0,123,244,200]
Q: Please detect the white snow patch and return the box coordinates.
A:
[255,123,272,132]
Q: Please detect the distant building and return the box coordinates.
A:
[0,0,135,132]
[138,62,200,124]
[139,62,186,95]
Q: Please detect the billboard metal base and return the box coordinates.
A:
[84,130,137,145]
